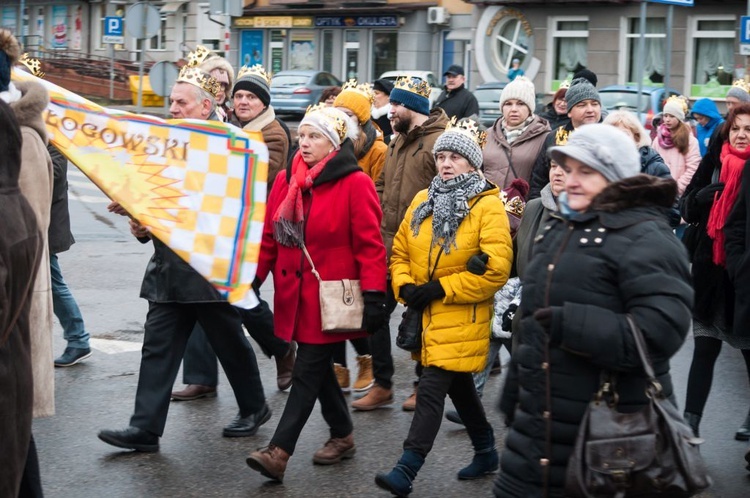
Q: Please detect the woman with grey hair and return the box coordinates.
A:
[495,124,693,496]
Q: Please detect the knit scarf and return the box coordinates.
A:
[501,116,533,144]
[272,150,335,247]
[656,123,675,150]
[410,171,487,253]
[706,142,750,265]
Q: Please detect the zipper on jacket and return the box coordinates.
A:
[472,303,477,323]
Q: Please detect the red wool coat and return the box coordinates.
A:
[256,141,387,344]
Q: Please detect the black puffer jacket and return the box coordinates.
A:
[495,175,693,498]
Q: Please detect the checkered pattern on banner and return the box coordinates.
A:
[13,68,269,308]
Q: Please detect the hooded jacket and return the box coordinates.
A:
[0,99,43,498]
[691,98,724,157]
[376,108,450,259]
[496,175,693,497]
[390,183,513,372]
[10,79,55,418]
[483,115,550,189]
[256,139,387,344]
[651,131,701,196]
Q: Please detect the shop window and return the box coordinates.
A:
[321,30,334,74]
[689,17,736,98]
[490,15,529,79]
[626,18,666,85]
[290,31,315,71]
[344,30,359,80]
[550,17,588,90]
[373,32,397,79]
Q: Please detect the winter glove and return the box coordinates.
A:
[533,306,563,345]
[694,183,724,205]
[362,292,388,335]
[252,277,262,298]
[467,252,489,275]
[408,281,446,311]
[502,303,518,332]
[399,284,418,304]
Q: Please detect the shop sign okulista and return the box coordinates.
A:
[314,16,398,28]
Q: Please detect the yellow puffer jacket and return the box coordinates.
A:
[390,183,513,372]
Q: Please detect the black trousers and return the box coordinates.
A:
[270,342,352,455]
[369,283,397,389]
[130,301,265,436]
[181,298,289,386]
[18,434,42,498]
[404,366,492,457]
[332,337,370,367]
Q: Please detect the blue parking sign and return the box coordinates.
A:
[742,16,750,44]
[104,17,123,37]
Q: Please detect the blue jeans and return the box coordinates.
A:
[51,253,89,349]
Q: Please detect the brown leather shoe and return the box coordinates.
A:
[246,444,290,482]
[275,343,296,391]
[171,384,217,401]
[312,434,355,465]
[351,384,393,411]
[402,389,417,412]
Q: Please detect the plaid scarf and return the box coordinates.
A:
[501,115,533,144]
[410,171,486,253]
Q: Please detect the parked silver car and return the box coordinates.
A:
[270,70,342,116]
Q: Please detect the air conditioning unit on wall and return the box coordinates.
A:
[427,7,450,26]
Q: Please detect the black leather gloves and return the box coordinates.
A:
[399,284,417,303]
[694,183,724,205]
[502,303,518,332]
[407,281,446,311]
[467,253,489,275]
[362,292,388,335]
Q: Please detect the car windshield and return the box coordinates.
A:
[599,91,651,113]
[475,88,503,104]
[271,75,309,88]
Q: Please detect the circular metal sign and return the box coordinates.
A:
[149,61,179,97]
[125,2,161,40]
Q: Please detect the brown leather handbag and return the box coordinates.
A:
[565,315,711,498]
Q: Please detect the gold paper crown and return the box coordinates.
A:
[445,116,487,150]
[500,191,526,217]
[177,65,220,98]
[305,103,348,142]
[732,79,750,93]
[236,64,272,85]
[394,76,431,99]
[341,79,374,104]
[665,95,689,115]
[18,53,44,78]
[186,45,213,68]
[558,79,571,90]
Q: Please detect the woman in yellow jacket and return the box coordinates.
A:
[375,119,513,497]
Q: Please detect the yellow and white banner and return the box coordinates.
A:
[13,69,268,308]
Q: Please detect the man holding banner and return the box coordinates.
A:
[98,64,271,452]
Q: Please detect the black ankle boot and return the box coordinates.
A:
[683,412,701,438]
[735,409,750,441]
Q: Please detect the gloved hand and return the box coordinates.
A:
[467,253,489,275]
[399,284,418,304]
[408,281,446,311]
[533,306,562,345]
[252,277,262,298]
[502,303,518,332]
[362,292,388,334]
[694,183,724,205]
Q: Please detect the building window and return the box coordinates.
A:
[689,16,736,98]
[289,31,315,71]
[321,30,333,74]
[489,16,529,78]
[550,17,588,89]
[626,17,666,85]
[372,32,397,80]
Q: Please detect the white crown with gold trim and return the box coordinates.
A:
[305,103,348,143]
[394,76,431,99]
[445,117,487,150]
[177,65,221,98]
[236,64,271,85]
[341,79,374,104]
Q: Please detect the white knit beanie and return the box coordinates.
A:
[662,96,688,122]
[500,76,536,113]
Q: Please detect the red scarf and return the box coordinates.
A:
[706,142,750,265]
[272,149,335,247]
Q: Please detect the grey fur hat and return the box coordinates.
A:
[726,85,750,103]
[549,124,640,182]
[565,77,601,110]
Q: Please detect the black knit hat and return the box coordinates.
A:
[373,78,394,95]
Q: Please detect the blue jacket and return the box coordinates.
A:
[691,98,723,156]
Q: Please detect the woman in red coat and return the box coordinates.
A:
[246,105,388,482]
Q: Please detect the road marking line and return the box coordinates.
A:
[69,192,110,203]
[68,179,103,191]
[90,337,143,354]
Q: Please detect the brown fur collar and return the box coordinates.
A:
[589,174,677,212]
[9,80,49,144]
